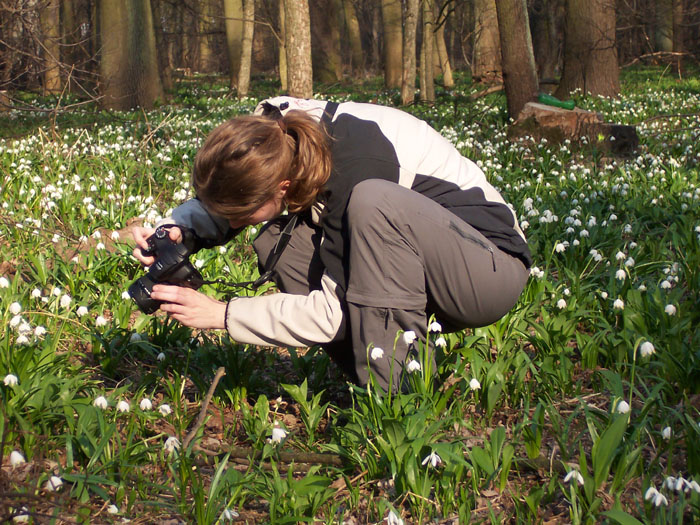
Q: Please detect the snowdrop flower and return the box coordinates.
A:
[110,231,120,240]
[107,505,119,514]
[60,294,72,308]
[158,404,172,416]
[624,257,635,267]
[406,359,421,373]
[555,242,566,253]
[139,398,153,411]
[435,336,447,348]
[16,335,29,345]
[164,436,181,453]
[563,469,585,486]
[11,506,29,523]
[3,374,18,386]
[44,475,63,491]
[10,450,26,467]
[386,510,404,525]
[9,302,22,315]
[660,280,672,289]
[615,269,626,281]
[403,330,417,346]
[52,287,62,297]
[0,276,9,288]
[639,341,655,358]
[690,480,700,494]
[662,426,672,440]
[422,451,442,468]
[600,291,608,300]
[32,325,45,338]
[530,266,544,279]
[613,298,625,310]
[429,321,442,332]
[31,288,42,299]
[121,291,130,300]
[645,486,668,507]
[222,508,240,520]
[615,251,626,261]
[269,425,287,444]
[469,378,481,391]
[157,352,166,362]
[370,347,384,360]
[95,316,107,326]
[615,400,630,414]
[93,396,109,409]
[563,288,570,296]
[638,283,647,291]
[664,304,677,315]
[117,400,130,413]
[76,306,88,317]
[556,299,567,309]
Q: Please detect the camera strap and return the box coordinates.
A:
[195,213,299,292]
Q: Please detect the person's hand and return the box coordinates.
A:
[132,226,182,266]
[150,284,227,330]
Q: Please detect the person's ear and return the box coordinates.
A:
[279,179,291,196]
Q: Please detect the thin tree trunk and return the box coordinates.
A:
[342,0,363,73]
[672,0,685,76]
[473,0,502,83]
[434,1,454,87]
[152,0,173,92]
[420,0,435,102]
[381,0,403,88]
[402,0,419,104]
[224,0,244,88]
[495,0,538,118]
[284,0,313,98]
[655,0,674,52]
[278,0,287,90]
[40,0,61,94]
[310,0,342,82]
[198,0,213,72]
[237,0,254,96]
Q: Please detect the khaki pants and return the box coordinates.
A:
[254,180,529,390]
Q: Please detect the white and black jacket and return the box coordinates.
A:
[166,97,531,347]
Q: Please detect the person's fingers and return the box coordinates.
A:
[169,227,182,243]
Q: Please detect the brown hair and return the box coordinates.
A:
[192,110,332,222]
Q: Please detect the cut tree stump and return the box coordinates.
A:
[508,102,639,156]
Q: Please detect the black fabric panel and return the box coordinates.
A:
[411,175,532,267]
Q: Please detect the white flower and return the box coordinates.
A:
[638,283,647,291]
[435,336,447,348]
[121,291,130,300]
[624,257,635,267]
[31,288,42,298]
[95,316,107,326]
[387,510,404,525]
[639,341,655,357]
[51,287,62,297]
[530,266,544,279]
[107,504,119,514]
[664,304,677,316]
[615,269,626,281]
[664,476,676,490]
[660,280,672,289]
[139,398,153,411]
[93,396,109,409]
[613,298,625,310]
[10,315,22,328]
[269,425,287,444]
[429,321,442,332]
[76,306,88,317]
[157,352,166,362]
[16,335,29,345]
[645,486,668,506]
[158,404,172,416]
[615,251,626,261]
[690,480,700,494]
[563,469,585,486]
[221,508,240,520]
[11,506,29,523]
[370,347,384,360]
[3,374,18,386]
[44,475,63,491]
[9,302,21,315]
[10,450,26,467]
[662,426,672,440]
[469,378,481,390]
[555,242,566,253]
[615,400,630,414]
[60,294,72,308]
[117,400,130,413]
[0,276,9,288]
[164,436,181,453]
[34,326,46,338]
[403,331,417,345]
[600,291,608,300]
[406,359,421,373]
[421,451,442,468]
[110,231,120,240]
[556,298,567,309]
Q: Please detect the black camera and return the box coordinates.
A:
[128,225,204,314]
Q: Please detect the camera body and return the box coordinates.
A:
[128,225,203,314]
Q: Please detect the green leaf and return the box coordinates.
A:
[603,509,645,525]
[592,415,628,489]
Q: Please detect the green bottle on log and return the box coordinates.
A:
[537,93,575,110]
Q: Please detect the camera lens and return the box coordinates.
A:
[128,275,161,314]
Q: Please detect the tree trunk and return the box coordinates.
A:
[40,0,61,94]
[672,0,685,76]
[224,0,244,88]
[310,0,342,82]
[237,0,254,96]
[531,0,563,82]
[434,1,454,87]
[278,0,288,90]
[342,0,364,73]
[381,0,403,88]
[555,0,619,99]
[401,0,420,105]
[61,0,78,85]
[152,0,173,92]
[655,0,674,52]
[99,0,163,110]
[284,0,313,98]
[420,0,435,102]
[473,0,502,83]
[495,0,538,118]
[198,0,214,73]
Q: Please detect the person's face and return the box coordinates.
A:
[228,180,290,229]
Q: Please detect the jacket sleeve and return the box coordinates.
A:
[224,272,346,347]
[159,198,241,250]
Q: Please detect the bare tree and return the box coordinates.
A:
[434,0,454,87]
[420,0,436,102]
[39,0,61,94]
[473,0,502,83]
[237,0,255,96]
[224,0,244,88]
[401,0,419,104]
[284,0,313,97]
